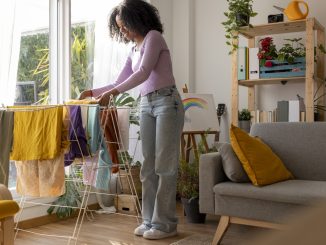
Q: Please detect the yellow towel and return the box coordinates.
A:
[10,106,63,161]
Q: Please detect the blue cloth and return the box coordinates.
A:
[64,106,89,166]
[86,106,112,190]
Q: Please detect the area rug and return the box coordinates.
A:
[170,234,213,245]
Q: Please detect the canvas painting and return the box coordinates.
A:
[181,93,219,132]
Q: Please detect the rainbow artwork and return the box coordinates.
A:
[182,97,208,111]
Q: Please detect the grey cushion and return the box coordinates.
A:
[218,143,250,183]
[214,194,304,223]
[214,180,326,205]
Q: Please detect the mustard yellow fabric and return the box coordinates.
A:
[230,124,293,186]
[0,200,19,219]
[10,106,63,161]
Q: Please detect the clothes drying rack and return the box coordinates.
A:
[3,99,142,245]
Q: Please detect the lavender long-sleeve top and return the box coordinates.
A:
[91,30,175,97]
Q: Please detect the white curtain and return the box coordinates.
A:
[93,0,131,90]
[0,0,21,106]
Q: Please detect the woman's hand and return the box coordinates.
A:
[96,88,119,106]
[78,90,92,100]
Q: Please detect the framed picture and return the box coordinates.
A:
[181,93,219,132]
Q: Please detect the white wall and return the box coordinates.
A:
[154,0,326,142]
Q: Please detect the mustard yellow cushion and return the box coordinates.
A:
[0,200,20,219]
[230,124,293,186]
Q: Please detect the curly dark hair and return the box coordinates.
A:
[108,0,163,43]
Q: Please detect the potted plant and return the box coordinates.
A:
[222,0,257,54]
[257,37,278,67]
[177,135,218,223]
[177,158,206,223]
[277,38,306,64]
[238,108,251,132]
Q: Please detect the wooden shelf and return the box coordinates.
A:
[238,77,305,87]
[238,18,324,39]
[231,18,325,125]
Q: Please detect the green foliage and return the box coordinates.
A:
[47,177,82,219]
[114,92,136,107]
[114,93,140,127]
[18,23,95,103]
[71,23,95,99]
[17,32,49,103]
[222,0,257,54]
[178,159,199,199]
[238,108,251,121]
[277,38,306,64]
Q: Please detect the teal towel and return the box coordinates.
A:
[87,106,112,190]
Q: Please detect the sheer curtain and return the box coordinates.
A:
[0,0,21,106]
[92,0,132,91]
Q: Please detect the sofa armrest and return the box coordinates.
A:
[199,152,227,214]
[0,184,13,200]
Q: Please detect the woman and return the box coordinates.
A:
[79,0,184,240]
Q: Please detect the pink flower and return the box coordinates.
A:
[265,61,273,67]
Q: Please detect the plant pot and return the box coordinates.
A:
[181,197,206,223]
[314,112,319,121]
[238,120,251,133]
[236,13,250,26]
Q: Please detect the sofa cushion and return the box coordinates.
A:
[214,180,326,205]
[219,143,250,183]
[230,124,293,186]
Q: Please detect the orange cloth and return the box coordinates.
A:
[100,108,121,173]
[15,153,65,197]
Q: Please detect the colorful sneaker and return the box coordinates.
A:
[134,224,150,236]
[143,228,177,240]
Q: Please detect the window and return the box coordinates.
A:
[17,27,50,104]
[70,0,129,99]
[4,0,132,203]
[0,0,49,105]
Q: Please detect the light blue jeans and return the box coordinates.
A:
[139,85,185,233]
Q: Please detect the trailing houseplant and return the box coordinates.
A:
[222,0,257,54]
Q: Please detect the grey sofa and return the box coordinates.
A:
[199,122,326,244]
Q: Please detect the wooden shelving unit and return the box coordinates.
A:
[231,18,325,125]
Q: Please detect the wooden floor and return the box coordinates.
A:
[14,203,269,245]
